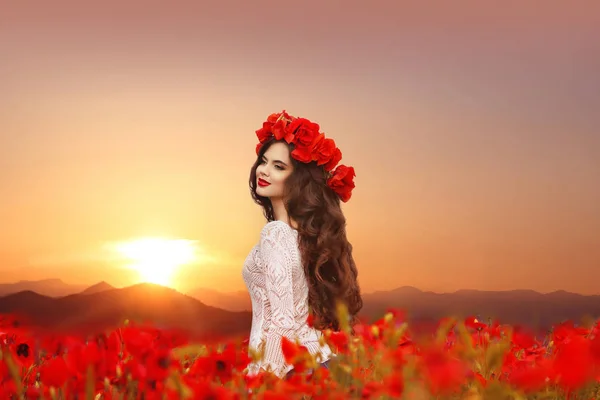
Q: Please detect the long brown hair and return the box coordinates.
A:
[249,138,363,331]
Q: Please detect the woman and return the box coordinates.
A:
[242,110,363,379]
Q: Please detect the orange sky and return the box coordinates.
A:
[1,1,599,294]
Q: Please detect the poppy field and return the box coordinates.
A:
[1,305,600,400]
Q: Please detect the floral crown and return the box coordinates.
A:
[255,110,356,202]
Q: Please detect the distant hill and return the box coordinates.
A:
[80,281,115,295]
[2,281,599,336]
[360,286,600,331]
[0,283,252,339]
[187,287,251,311]
[184,285,600,331]
[0,279,88,298]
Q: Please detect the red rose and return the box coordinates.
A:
[291,144,313,163]
[272,111,294,142]
[255,121,273,143]
[266,112,283,123]
[255,111,293,143]
[288,118,320,146]
[254,111,356,202]
[311,135,341,171]
[272,119,294,142]
[327,165,356,202]
[324,147,342,171]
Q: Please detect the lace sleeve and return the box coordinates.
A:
[255,221,298,377]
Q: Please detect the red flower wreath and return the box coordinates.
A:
[255,110,356,202]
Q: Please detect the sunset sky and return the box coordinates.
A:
[1,1,599,295]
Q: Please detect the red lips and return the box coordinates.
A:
[258,178,271,187]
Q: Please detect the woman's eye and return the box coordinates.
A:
[260,159,283,170]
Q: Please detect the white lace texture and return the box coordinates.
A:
[242,220,332,378]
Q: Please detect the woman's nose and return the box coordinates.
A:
[257,165,268,176]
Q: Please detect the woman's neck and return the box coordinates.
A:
[271,198,298,229]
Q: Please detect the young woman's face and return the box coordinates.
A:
[255,142,294,200]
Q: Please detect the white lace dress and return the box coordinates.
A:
[242,220,333,378]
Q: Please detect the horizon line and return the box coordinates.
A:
[0,279,598,297]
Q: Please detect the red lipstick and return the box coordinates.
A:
[258,178,271,187]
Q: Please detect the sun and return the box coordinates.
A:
[114,238,198,286]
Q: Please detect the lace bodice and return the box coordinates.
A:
[242,220,332,378]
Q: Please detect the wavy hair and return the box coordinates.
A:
[249,138,363,331]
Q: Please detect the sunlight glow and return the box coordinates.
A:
[113,238,198,286]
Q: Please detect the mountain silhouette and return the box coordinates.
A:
[187,287,251,311]
[360,287,600,331]
[0,279,88,298]
[80,281,115,295]
[2,281,599,337]
[0,283,252,339]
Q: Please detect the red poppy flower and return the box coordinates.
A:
[187,345,242,383]
[361,380,385,398]
[323,330,349,353]
[418,345,469,395]
[121,326,154,359]
[186,379,238,400]
[9,337,36,369]
[464,316,487,331]
[511,326,539,350]
[591,332,600,365]
[508,357,552,393]
[0,379,19,398]
[281,337,310,373]
[145,348,177,382]
[383,372,404,397]
[63,339,108,384]
[485,319,504,339]
[552,334,594,391]
[39,355,71,388]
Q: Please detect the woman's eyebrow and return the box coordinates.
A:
[262,156,288,166]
